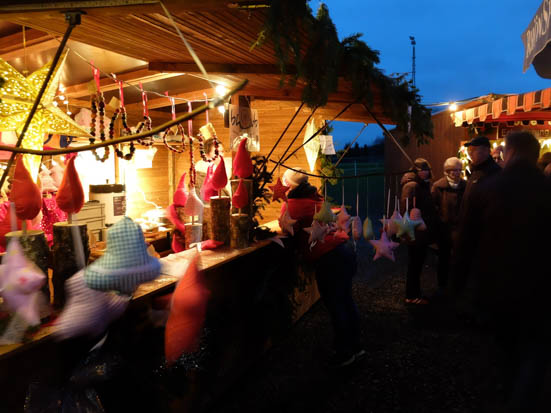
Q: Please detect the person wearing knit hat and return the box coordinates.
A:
[400,158,439,305]
[282,168,308,189]
[431,157,466,291]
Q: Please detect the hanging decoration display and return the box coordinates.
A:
[11,155,42,220]
[89,93,109,162]
[0,52,90,179]
[303,219,329,249]
[318,134,336,155]
[313,201,336,223]
[0,238,46,326]
[109,107,135,160]
[55,155,84,215]
[369,229,399,262]
[303,118,321,172]
[269,177,290,203]
[232,137,253,178]
[278,204,297,236]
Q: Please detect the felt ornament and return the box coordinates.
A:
[49,162,64,188]
[313,201,336,223]
[363,217,374,240]
[0,238,45,325]
[278,205,297,236]
[395,211,417,241]
[369,230,399,262]
[196,239,224,251]
[39,167,57,193]
[303,220,329,248]
[184,187,204,218]
[55,155,84,214]
[0,201,22,251]
[84,217,161,295]
[336,205,351,233]
[351,215,362,241]
[200,164,217,202]
[11,155,42,220]
[410,208,427,231]
[231,179,249,210]
[210,157,228,191]
[53,270,129,340]
[381,209,401,237]
[232,137,253,178]
[269,177,290,203]
[165,254,210,365]
[173,173,188,207]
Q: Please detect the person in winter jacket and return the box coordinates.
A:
[282,168,362,368]
[431,157,466,289]
[400,158,439,304]
[452,131,551,410]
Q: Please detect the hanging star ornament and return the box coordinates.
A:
[0,238,46,325]
[0,52,91,179]
[381,209,402,237]
[396,211,421,241]
[278,205,297,235]
[369,230,399,262]
[303,220,329,249]
[410,208,427,231]
[336,205,350,233]
[269,177,290,202]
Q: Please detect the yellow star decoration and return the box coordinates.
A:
[0,52,90,180]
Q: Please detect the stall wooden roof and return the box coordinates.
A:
[0,0,394,125]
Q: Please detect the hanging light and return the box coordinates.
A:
[449,102,458,111]
[215,84,228,96]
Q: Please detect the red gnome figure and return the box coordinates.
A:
[211,156,228,194]
[232,179,249,210]
[56,155,85,215]
[232,137,253,179]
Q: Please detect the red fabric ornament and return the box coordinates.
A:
[231,179,249,209]
[200,164,217,202]
[56,156,84,214]
[200,239,224,250]
[0,201,22,252]
[232,138,253,178]
[11,156,42,220]
[173,173,188,207]
[40,197,67,246]
[210,157,228,191]
[269,177,290,202]
[165,254,210,365]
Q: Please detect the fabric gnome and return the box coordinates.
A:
[232,137,253,179]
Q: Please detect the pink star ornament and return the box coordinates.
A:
[336,205,350,233]
[269,177,290,203]
[278,205,297,236]
[0,239,46,325]
[369,231,400,262]
[303,220,329,248]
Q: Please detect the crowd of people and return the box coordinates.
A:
[279,130,551,411]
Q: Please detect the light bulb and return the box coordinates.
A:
[58,95,65,100]
[449,102,458,111]
[217,105,225,114]
[215,84,228,96]
[52,101,58,107]
[67,111,72,115]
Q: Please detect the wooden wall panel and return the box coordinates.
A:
[384,111,468,193]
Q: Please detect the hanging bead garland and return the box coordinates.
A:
[108,106,136,160]
[136,116,154,146]
[197,131,221,163]
[162,124,188,154]
[89,93,109,162]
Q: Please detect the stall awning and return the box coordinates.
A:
[522,0,551,77]
[452,88,551,126]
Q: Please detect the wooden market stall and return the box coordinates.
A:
[0,1,431,411]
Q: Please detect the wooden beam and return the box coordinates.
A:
[63,69,184,99]
[124,88,214,111]
[236,86,356,103]
[0,28,59,60]
[149,62,292,76]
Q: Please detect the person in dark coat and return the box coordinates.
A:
[400,158,439,304]
[431,157,466,289]
[452,131,551,411]
[461,136,501,212]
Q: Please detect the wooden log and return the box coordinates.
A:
[202,204,211,241]
[230,179,253,217]
[51,223,90,309]
[184,223,202,249]
[230,213,250,249]
[209,196,230,244]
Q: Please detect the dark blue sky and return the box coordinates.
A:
[322,0,548,149]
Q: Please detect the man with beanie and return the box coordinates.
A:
[400,158,439,305]
[431,157,466,290]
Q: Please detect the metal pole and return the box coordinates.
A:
[0,11,82,190]
[409,35,416,87]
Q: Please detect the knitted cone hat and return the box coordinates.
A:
[210,157,228,191]
[165,254,210,365]
[231,179,248,209]
[56,155,84,214]
[200,164,217,202]
[11,155,42,220]
[232,138,253,179]
[173,173,188,207]
[84,217,161,295]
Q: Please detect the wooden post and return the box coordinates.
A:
[209,196,230,244]
[202,204,211,241]
[184,223,202,249]
[230,213,249,249]
[51,222,89,309]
